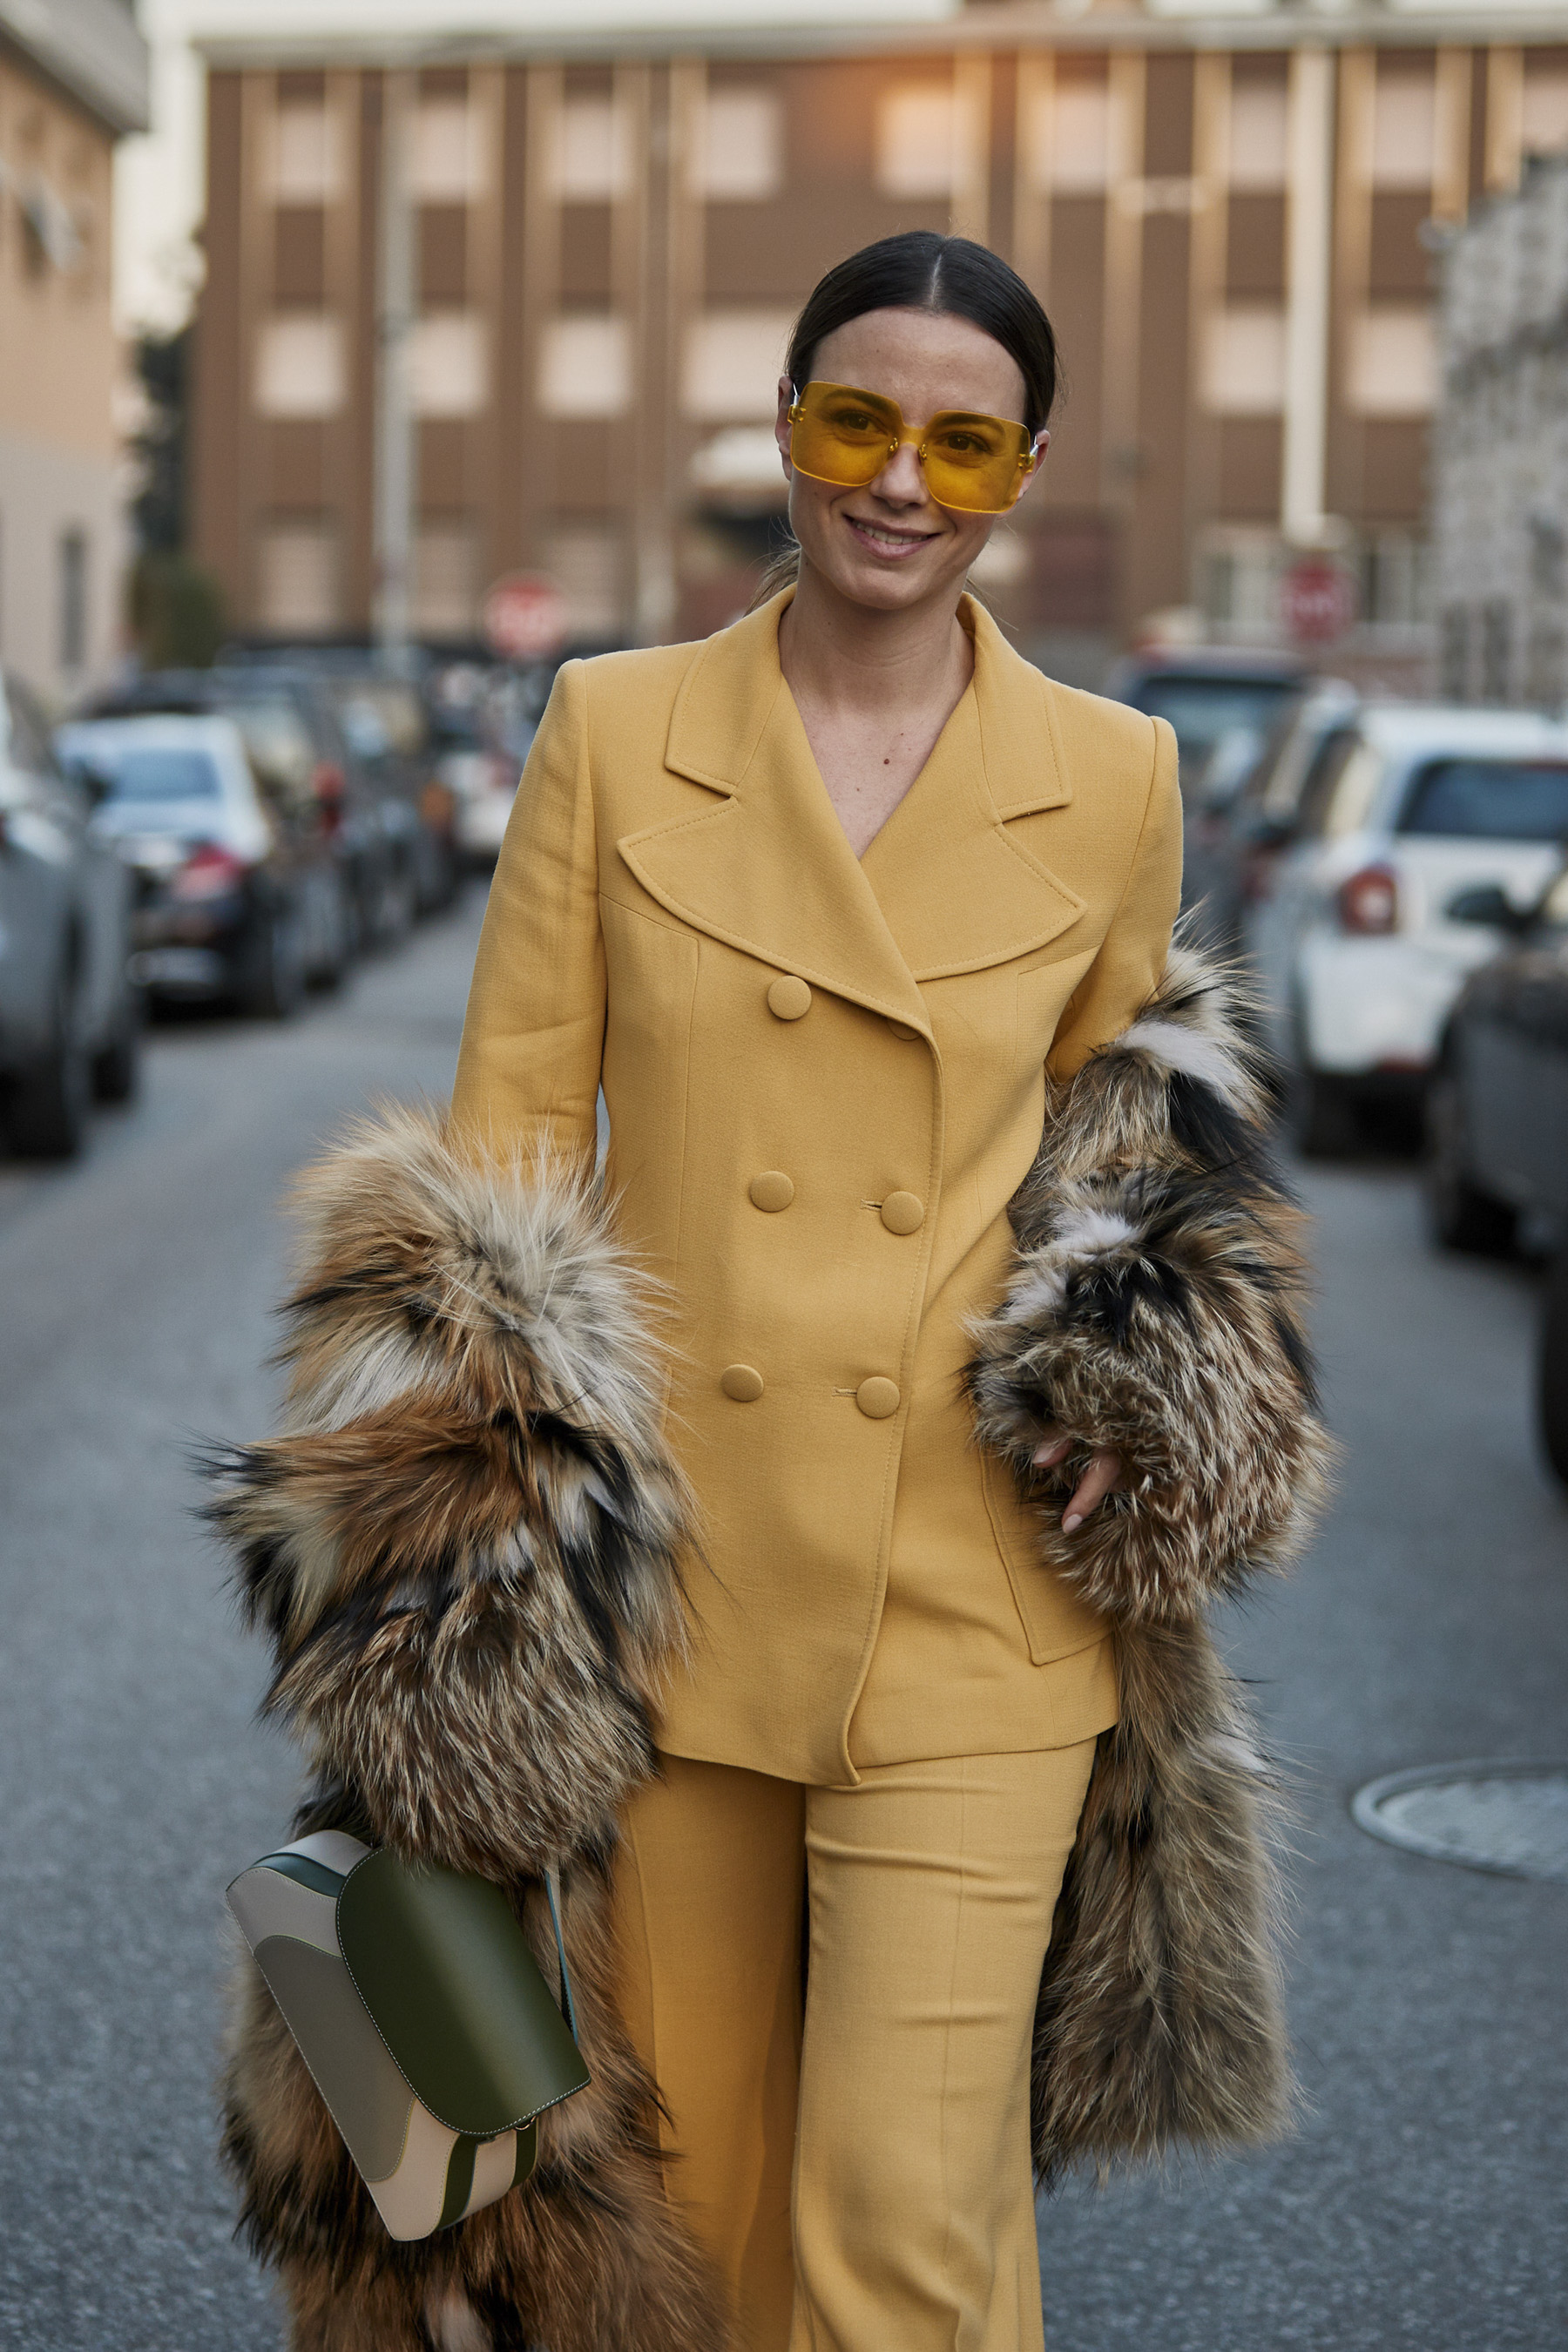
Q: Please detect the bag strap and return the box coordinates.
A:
[544,1867,579,2042]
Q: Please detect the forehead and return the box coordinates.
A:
[810,307,1027,425]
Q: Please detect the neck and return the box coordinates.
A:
[776,559,972,718]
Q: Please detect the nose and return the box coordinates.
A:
[869,436,929,506]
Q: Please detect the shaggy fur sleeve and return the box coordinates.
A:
[204,1108,693,1881]
[969,944,1332,1624]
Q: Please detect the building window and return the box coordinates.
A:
[59,529,87,673]
[267,104,342,206]
[1226,79,1288,193]
[412,99,485,205]
[410,313,488,417]
[692,90,782,203]
[257,519,339,633]
[683,309,794,422]
[875,84,978,201]
[540,521,624,641]
[537,314,632,418]
[1522,73,1568,159]
[1347,308,1436,416]
[550,98,632,203]
[1025,79,1112,196]
[1201,308,1287,416]
[254,314,346,418]
[1370,74,1436,191]
[414,521,476,635]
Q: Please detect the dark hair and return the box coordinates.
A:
[787,230,1058,436]
[750,233,1058,609]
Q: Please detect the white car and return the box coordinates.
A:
[1247,702,1568,1152]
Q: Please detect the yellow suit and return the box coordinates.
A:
[453,590,1180,1787]
[453,590,1181,2348]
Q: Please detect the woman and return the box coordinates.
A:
[212,233,1328,2352]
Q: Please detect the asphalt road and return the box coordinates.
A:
[0,888,1564,2351]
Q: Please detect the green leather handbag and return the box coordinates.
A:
[227,1831,590,2240]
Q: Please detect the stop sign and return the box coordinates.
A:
[484,572,569,660]
[1281,556,1356,646]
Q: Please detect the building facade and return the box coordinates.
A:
[190,3,1568,681]
[0,0,149,701]
[1436,150,1568,708]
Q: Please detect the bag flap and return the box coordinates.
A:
[335,1850,591,2139]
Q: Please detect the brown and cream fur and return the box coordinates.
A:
[207,947,1328,2345]
[970,938,1333,2176]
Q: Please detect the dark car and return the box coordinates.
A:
[77,666,421,962]
[0,672,139,1158]
[315,669,460,914]
[1426,864,1568,1482]
[57,713,341,1019]
[1102,646,1309,789]
[1103,646,1310,952]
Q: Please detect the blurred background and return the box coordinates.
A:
[2,4,1567,2349]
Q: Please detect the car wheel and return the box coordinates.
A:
[1538,1253,1568,1488]
[242,911,307,1020]
[1424,1067,1516,1255]
[1289,1064,1362,1158]
[308,875,351,993]
[6,969,91,1159]
[91,982,144,1105]
[374,859,417,948]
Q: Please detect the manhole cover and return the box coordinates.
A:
[1351,1761,1568,1883]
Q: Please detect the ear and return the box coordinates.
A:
[774,376,794,478]
[1014,429,1050,506]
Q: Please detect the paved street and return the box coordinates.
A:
[0,889,1564,2351]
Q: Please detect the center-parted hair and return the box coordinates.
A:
[787,230,1058,436]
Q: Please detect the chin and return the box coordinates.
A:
[825,550,971,612]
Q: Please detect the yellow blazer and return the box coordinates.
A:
[452,591,1180,1783]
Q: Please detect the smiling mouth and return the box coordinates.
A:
[842,515,941,558]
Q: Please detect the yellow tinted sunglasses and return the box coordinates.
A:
[787,380,1045,515]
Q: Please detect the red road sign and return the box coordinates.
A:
[1282,556,1356,645]
[484,571,569,660]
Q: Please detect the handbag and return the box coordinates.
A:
[227,1830,591,2241]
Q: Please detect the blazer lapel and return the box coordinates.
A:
[861,600,1085,980]
[618,598,932,1031]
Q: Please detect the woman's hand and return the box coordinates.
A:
[1031,1428,1125,1533]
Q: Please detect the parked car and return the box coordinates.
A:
[0,672,139,1158]
[1102,645,1308,790]
[1246,702,1568,1152]
[424,666,534,868]
[57,714,342,1018]
[78,666,409,960]
[309,668,460,915]
[1425,865,1568,1483]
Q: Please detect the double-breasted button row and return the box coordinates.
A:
[720,1365,902,1416]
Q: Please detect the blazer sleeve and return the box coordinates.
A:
[450,659,606,1165]
[1045,714,1182,1085]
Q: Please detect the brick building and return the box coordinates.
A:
[0,0,149,700]
[189,2,1568,681]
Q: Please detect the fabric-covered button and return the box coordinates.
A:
[880,1191,925,1236]
[720,1364,765,1402]
[748,1172,795,1213]
[855,1376,901,1420]
[767,976,812,1021]
[889,1021,921,1041]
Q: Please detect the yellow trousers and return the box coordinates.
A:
[612,1741,1098,2352]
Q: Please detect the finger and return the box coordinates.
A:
[1031,1429,1073,1469]
[1062,1450,1124,1533]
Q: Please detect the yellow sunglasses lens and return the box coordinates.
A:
[788,382,1034,515]
[789,385,901,488]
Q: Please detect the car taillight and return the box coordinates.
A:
[312,760,346,834]
[172,841,247,900]
[420,779,456,829]
[1337,863,1399,936]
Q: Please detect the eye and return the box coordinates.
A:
[828,405,886,437]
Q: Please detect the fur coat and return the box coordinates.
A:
[206,943,1328,2349]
